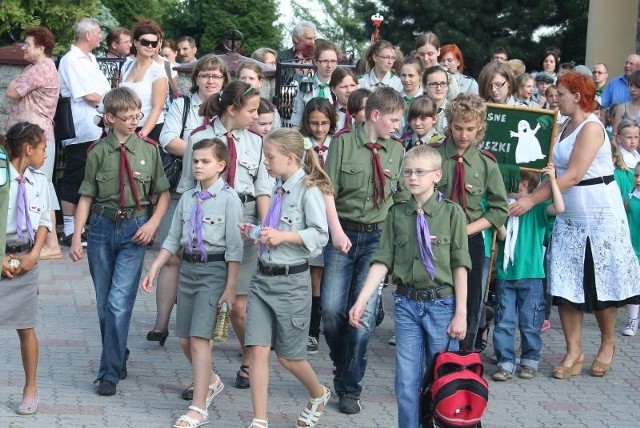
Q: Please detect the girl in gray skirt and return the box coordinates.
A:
[239,128,331,428]
[143,138,243,428]
[1,122,52,415]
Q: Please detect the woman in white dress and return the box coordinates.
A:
[509,71,640,379]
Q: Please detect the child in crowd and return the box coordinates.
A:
[299,97,336,353]
[239,63,282,130]
[423,65,450,133]
[322,87,408,414]
[359,40,403,92]
[250,98,276,137]
[399,56,426,135]
[515,73,540,108]
[622,163,640,336]
[338,88,371,135]
[349,144,470,427]
[613,70,640,132]
[616,118,640,169]
[403,96,444,150]
[0,122,51,415]
[329,67,359,131]
[142,138,243,427]
[435,93,509,351]
[240,128,330,428]
[534,72,555,106]
[69,87,170,396]
[290,40,340,127]
[184,80,273,390]
[492,166,564,381]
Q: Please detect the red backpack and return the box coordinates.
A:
[420,344,489,428]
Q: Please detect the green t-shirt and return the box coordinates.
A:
[495,201,551,280]
[0,146,10,260]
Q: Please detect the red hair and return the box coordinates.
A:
[557,71,596,112]
[25,26,55,57]
[439,44,464,72]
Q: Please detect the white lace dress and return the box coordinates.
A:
[548,114,640,304]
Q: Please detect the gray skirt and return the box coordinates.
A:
[245,269,311,360]
[0,267,39,329]
[175,260,227,339]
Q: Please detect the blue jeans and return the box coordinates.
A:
[394,293,457,428]
[492,278,545,373]
[321,228,381,397]
[87,213,148,384]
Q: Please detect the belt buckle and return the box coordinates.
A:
[186,252,198,262]
[363,224,373,232]
[264,265,274,275]
[416,290,429,301]
[116,210,127,220]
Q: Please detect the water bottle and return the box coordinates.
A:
[213,303,230,342]
[245,224,261,240]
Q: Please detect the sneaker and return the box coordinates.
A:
[541,320,552,332]
[339,394,361,414]
[307,336,319,355]
[492,368,513,381]
[96,379,117,396]
[622,317,639,336]
[388,335,396,346]
[518,366,536,379]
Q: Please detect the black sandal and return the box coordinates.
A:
[235,365,250,389]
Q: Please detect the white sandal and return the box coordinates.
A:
[205,374,224,409]
[249,418,269,428]
[296,385,331,427]
[173,405,209,427]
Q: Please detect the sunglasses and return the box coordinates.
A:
[138,38,159,48]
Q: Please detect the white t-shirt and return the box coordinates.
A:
[58,45,111,146]
[120,59,167,127]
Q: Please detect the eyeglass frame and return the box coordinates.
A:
[113,112,145,123]
[489,80,508,90]
[375,53,396,62]
[401,168,439,177]
[426,81,449,89]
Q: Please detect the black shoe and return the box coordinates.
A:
[181,383,194,401]
[235,365,250,389]
[146,330,169,346]
[96,379,117,396]
[338,394,361,414]
[120,362,127,380]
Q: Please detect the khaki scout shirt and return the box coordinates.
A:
[436,139,508,229]
[162,177,243,262]
[371,193,471,289]
[259,168,328,266]
[0,147,9,259]
[325,127,409,224]
[79,132,170,209]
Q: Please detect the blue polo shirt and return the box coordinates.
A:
[601,74,630,108]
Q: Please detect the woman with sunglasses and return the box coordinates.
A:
[120,19,168,142]
[478,61,518,105]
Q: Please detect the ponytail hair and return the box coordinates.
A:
[1,122,45,158]
[199,80,260,118]
[265,128,333,195]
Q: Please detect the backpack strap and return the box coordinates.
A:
[179,95,191,140]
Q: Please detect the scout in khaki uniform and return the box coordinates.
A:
[434,93,508,351]
[321,87,408,415]
[350,144,471,428]
[70,87,170,396]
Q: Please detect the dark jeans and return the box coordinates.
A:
[462,232,485,351]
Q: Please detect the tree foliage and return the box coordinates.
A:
[100,0,179,31]
[0,0,99,54]
[162,0,282,56]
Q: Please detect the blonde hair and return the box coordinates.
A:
[444,93,487,143]
[265,128,333,195]
[404,144,442,168]
[617,118,640,137]
[610,139,628,170]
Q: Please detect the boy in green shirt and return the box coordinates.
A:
[492,166,564,381]
[350,145,470,427]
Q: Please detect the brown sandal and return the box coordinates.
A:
[552,353,584,379]
[591,345,616,377]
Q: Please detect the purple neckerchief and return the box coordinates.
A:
[415,192,444,280]
[260,186,284,254]
[16,176,34,242]
[188,190,213,261]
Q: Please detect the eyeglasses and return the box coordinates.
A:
[309,121,331,127]
[316,59,338,65]
[375,53,396,62]
[138,38,159,48]
[490,80,508,90]
[427,82,448,89]
[402,168,437,177]
[198,73,225,80]
[114,112,144,123]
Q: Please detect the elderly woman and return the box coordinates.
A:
[478,61,517,105]
[509,71,640,379]
[120,19,168,141]
[5,26,62,260]
[438,44,479,95]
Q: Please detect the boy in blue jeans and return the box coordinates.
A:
[70,87,170,395]
[350,145,470,427]
[492,165,564,381]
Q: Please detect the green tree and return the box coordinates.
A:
[0,0,99,54]
[163,0,282,56]
[100,0,180,31]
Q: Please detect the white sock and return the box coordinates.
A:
[63,215,75,237]
[627,304,640,320]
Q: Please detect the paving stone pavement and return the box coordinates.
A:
[1,249,640,427]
